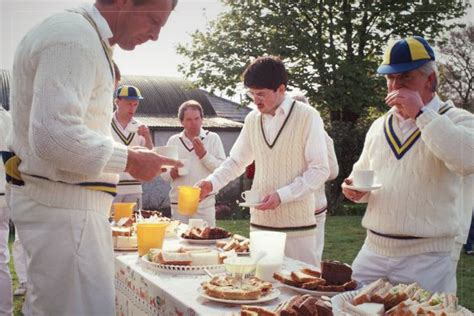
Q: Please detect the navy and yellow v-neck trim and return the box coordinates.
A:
[111,119,135,145]
[384,103,453,160]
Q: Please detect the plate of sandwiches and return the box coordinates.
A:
[332,278,472,316]
[273,261,358,297]
[141,247,227,275]
[181,226,232,244]
[199,275,280,304]
[216,234,250,255]
[112,218,138,251]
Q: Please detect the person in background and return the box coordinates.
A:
[7,0,180,314]
[464,204,474,255]
[162,100,226,226]
[112,85,153,210]
[343,36,474,293]
[198,56,330,265]
[292,92,339,263]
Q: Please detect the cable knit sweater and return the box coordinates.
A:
[352,101,474,257]
[9,6,128,211]
[248,102,316,237]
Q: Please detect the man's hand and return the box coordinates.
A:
[137,125,151,137]
[170,168,179,180]
[125,148,182,182]
[255,192,281,210]
[342,178,367,202]
[192,137,207,159]
[385,88,424,119]
[196,180,213,200]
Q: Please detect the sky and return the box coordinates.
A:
[0,0,472,80]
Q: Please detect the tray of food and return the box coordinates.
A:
[237,294,333,315]
[273,261,358,297]
[141,247,227,275]
[331,278,472,316]
[181,226,232,244]
[199,275,279,304]
[216,234,250,255]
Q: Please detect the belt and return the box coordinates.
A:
[369,229,423,240]
[314,206,327,215]
[250,223,317,232]
[1,151,117,197]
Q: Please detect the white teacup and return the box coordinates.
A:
[178,158,189,176]
[127,121,139,133]
[188,218,207,230]
[241,190,262,204]
[352,170,374,188]
[154,146,178,168]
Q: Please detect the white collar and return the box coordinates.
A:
[81,4,114,48]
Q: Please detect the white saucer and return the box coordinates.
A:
[198,287,280,304]
[344,184,382,192]
[239,202,263,208]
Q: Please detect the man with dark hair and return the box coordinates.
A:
[162,100,226,226]
[198,56,330,265]
[7,0,180,314]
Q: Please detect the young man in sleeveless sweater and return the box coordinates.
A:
[198,56,330,265]
[342,36,474,294]
[7,0,181,314]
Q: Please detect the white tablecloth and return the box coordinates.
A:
[114,238,312,316]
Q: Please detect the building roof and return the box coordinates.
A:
[201,90,251,123]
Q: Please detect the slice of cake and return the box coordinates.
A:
[321,260,353,285]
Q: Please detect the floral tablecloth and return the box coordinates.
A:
[114,239,311,316]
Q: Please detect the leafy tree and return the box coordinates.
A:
[437,24,473,112]
[177,0,469,212]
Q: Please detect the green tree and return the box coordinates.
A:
[437,24,474,112]
[177,0,470,212]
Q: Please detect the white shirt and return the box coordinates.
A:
[391,95,442,142]
[207,93,329,204]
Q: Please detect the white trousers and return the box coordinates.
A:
[352,243,456,293]
[171,205,216,227]
[314,212,326,263]
[12,229,27,284]
[0,206,12,316]
[11,188,115,316]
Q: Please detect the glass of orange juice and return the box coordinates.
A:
[136,222,168,256]
[113,202,136,222]
[177,186,201,216]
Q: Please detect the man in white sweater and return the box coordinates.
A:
[343,36,474,293]
[112,85,154,209]
[198,56,330,265]
[7,0,180,315]
[162,100,226,226]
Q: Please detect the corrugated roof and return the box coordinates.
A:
[135,114,243,129]
[201,90,251,123]
[120,76,217,117]
[0,69,10,110]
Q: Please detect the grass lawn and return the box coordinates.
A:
[8,215,474,314]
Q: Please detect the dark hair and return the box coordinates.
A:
[178,100,203,121]
[243,56,288,90]
[113,60,121,82]
[97,0,178,9]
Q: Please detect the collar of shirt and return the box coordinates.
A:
[179,128,207,144]
[113,112,137,132]
[82,4,114,50]
[261,93,293,122]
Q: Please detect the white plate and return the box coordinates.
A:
[344,183,382,192]
[239,202,263,208]
[181,237,231,245]
[140,255,225,275]
[279,282,349,297]
[198,287,280,304]
[331,290,473,316]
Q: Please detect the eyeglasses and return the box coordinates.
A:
[246,91,268,101]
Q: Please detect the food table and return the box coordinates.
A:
[114,238,312,316]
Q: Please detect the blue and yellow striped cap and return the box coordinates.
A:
[377,36,435,74]
[115,85,144,100]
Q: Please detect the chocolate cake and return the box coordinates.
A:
[321,260,352,285]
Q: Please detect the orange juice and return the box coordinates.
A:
[136,222,168,256]
[177,186,201,216]
[113,202,136,222]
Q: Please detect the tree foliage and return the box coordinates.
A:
[437,24,474,112]
[178,0,469,122]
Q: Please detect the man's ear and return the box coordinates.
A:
[427,71,437,92]
[277,84,286,94]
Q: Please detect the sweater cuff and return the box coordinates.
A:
[416,107,439,130]
[277,187,292,204]
[103,143,128,174]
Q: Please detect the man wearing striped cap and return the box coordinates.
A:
[112,85,153,209]
[342,36,474,293]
